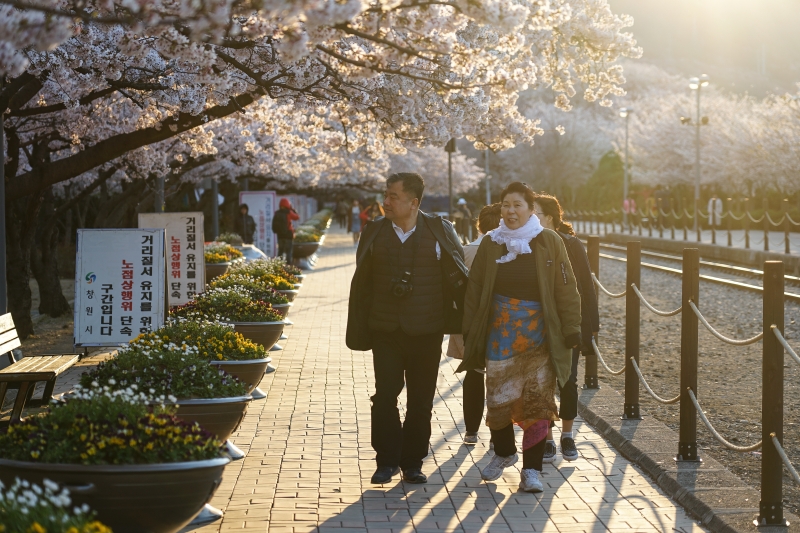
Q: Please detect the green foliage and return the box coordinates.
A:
[171,287,283,322]
[577,151,624,211]
[0,394,223,465]
[80,342,248,399]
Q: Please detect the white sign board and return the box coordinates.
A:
[240,191,277,256]
[138,212,205,306]
[74,229,166,347]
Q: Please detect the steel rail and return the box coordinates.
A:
[595,252,800,305]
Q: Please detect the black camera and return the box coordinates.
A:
[390,271,414,299]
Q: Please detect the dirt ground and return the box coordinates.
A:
[591,257,800,516]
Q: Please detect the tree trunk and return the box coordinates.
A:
[6,194,43,339]
[31,189,71,318]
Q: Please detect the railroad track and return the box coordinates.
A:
[589,242,800,304]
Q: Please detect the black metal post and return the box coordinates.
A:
[648,209,653,237]
[670,199,676,240]
[763,198,769,252]
[0,77,6,314]
[211,178,219,239]
[677,248,700,461]
[624,241,641,419]
[711,198,716,245]
[758,261,785,526]
[727,198,733,247]
[745,198,751,249]
[784,199,790,255]
[445,138,456,220]
[585,235,600,389]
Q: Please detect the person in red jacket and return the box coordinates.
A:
[272,198,301,263]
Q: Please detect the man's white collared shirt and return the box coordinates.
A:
[391,222,441,260]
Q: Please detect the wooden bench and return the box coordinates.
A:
[0,313,79,424]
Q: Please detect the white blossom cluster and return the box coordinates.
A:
[0,477,89,518]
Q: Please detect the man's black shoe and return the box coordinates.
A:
[371,466,400,484]
[402,468,427,484]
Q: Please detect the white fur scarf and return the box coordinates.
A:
[486,214,544,263]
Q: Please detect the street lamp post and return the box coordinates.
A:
[484,148,491,206]
[620,107,633,228]
[688,74,710,233]
[445,138,456,219]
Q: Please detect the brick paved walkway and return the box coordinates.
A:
[182,227,708,533]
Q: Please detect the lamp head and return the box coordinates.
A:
[689,77,699,90]
[699,74,710,87]
[619,107,633,118]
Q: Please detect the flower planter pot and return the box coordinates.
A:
[271,303,293,319]
[276,289,299,302]
[209,358,270,394]
[205,262,231,281]
[174,396,252,442]
[232,321,286,350]
[295,274,306,282]
[293,283,302,290]
[0,457,230,533]
[292,242,320,259]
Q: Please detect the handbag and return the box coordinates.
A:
[446,333,465,360]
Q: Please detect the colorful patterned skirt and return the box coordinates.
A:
[484,294,559,451]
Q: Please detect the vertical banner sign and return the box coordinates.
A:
[138,213,205,307]
[240,191,277,256]
[74,229,166,347]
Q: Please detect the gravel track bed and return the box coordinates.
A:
[586,257,800,515]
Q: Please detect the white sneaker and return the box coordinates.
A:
[481,453,518,481]
[519,468,543,493]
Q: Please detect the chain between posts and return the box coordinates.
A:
[591,338,625,376]
[689,301,764,345]
[630,358,680,404]
[771,434,800,486]
[687,389,763,452]
[631,284,682,317]
[772,326,800,366]
[591,273,626,298]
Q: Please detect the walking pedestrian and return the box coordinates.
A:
[532,193,599,463]
[234,204,256,244]
[453,198,473,243]
[272,198,300,264]
[707,196,723,228]
[446,203,502,445]
[459,181,582,493]
[346,172,468,485]
[348,199,363,245]
[336,198,350,229]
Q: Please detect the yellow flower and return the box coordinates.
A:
[27,523,46,533]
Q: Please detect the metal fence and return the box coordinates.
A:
[584,237,799,526]
[567,199,800,254]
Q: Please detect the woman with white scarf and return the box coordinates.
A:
[458,182,582,492]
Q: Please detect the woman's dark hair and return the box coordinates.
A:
[534,192,575,236]
[499,182,536,208]
[370,202,385,216]
[477,203,502,234]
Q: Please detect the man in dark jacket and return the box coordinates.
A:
[347,172,468,485]
[235,204,256,244]
[272,198,300,263]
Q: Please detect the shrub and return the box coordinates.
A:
[80,342,248,399]
[0,392,223,465]
[204,243,243,264]
[0,478,110,533]
[217,232,244,246]
[131,319,267,361]
[226,260,298,288]
[210,274,290,305]
[294,232,321,243]
[171,287,283,322]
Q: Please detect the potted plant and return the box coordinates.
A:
[0,478,110,533]
[80,342,251,443]
[172,287,286,349]
[132,318,271,393]
[204,242,244,280]
[210,273,293,318]
[0,391,229,533]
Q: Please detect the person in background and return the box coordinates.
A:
[533,193,599,463]
[349,199,363,245]
[446,203,502,445]
[272,198,300,263]
[346,172,468,485]
[623,195,637,228]
[454,198,473,243]
[235,204,256,244]
[336,198,350,229]
[459,182,582,493]
[367,201,385,222]
[707,196,723,228]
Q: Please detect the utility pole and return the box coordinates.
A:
[688,74,709,232]
[211,178,219,239]
[484,148,491,206]
[619,108,633,227]
[445,138,456,218]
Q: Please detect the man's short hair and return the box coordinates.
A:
[386,173,425,202]
[240,203,249,212]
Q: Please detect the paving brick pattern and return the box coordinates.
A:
[42,226,709,533]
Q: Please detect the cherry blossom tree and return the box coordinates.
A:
[388,145,484,196]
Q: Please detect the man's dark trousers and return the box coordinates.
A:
[278,238,294,264]
[371,328,443,470]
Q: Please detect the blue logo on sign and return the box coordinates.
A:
[85,272,97,284]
